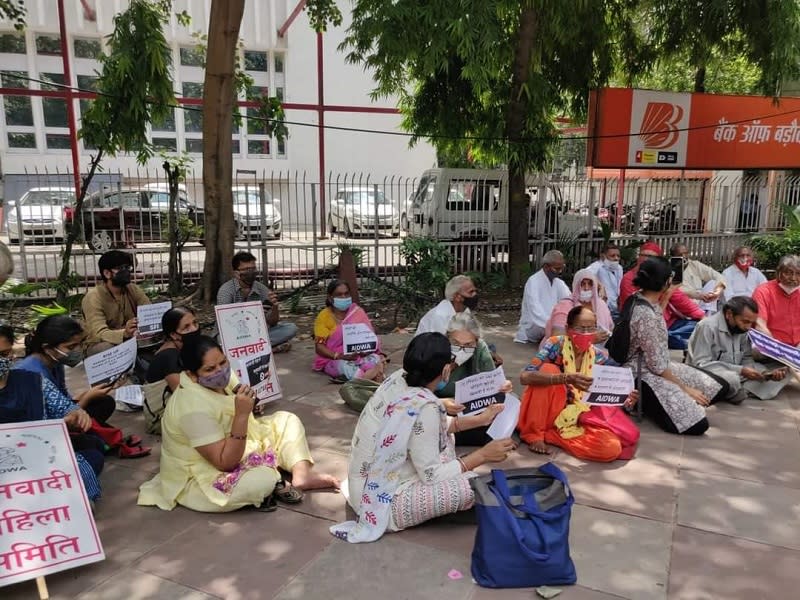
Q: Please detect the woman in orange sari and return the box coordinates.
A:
[518,306,639,462]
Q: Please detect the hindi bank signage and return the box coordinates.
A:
[587,88,800,169]
[0,420,104,588]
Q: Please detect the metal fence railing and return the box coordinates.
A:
[1,168,795,295]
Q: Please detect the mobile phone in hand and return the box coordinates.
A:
[669,257,684,284]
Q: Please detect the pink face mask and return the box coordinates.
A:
[736,257,753,271]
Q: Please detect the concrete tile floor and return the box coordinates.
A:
[5,327,800,599]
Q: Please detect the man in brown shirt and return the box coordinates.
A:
[82,250,151,355]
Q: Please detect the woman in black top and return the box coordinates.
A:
[146,307,199,391]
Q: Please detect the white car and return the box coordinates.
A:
[328,186,400,237]
[7,187,75,244]
[231,186,282,239]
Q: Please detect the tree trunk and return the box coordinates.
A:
[505,6,539,288]
[164,161,181,296]
[57,149,103,303]
[200,0,245,303]
[694,65,706,93]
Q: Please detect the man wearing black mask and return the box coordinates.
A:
[82,250,151,357]
[687,295,788,403]
[216,251,297,352]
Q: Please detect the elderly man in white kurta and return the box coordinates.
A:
[415,275,478,336]
[721,246,767,301]
[671,243,726,308]
[515,250,571,344]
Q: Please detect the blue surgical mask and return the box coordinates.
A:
[332,297,353,311]
[435,379,448,392]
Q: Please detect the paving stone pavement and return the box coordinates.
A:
[5,328,800,599]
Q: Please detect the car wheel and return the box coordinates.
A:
[89,230,113,253]
[343,217,352,237]
[327,214,337,234]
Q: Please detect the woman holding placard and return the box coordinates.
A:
[518,306,640,461]
[333,333,515,542]
[312,280,385,382]
[436,310,513,446]
[146,306,200,392]
[138,335,338,513]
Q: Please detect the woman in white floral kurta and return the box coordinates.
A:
[334,333,515,543]
[624,258,726,435]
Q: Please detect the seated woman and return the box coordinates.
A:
[518,306,640,461]
[313,280,385,382]
[545,268,613,343]
[16,315,116,424]
[624,258,726,435]
[435,310,513,446]
[0,325,102,504]
[333,333,516,543]
[146,306,200,392]
[138,335,338,513]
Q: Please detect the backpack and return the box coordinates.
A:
[142,379,171,435]
[338,378,380,413]
[605,294,651,364]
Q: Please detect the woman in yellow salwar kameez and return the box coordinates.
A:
[138,336,338,512]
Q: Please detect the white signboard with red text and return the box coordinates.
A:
[215,301,282,406]
[0,420,104,588]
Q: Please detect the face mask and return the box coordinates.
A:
[736,257,753,271]
[462,294,479,310]
[332,297,353,311]
[51,346,83,368]
[728,322,746,335]
[579,290,594,303]
[570,332,595,353]
[0,357,13,380]
[111,268,131,287]
[198,365,231,389]
[451,346,475,366]
[239,270,257,286]
[603,259,619,269]
[434,379,448,392]
[179,329,201,345]
[779,283,799,295]
[545,269,561,282]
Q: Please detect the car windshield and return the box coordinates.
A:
[344,191,389,205]
[233,190,273,205]
[20,191,74,206]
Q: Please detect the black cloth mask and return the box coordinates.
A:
[463,294,480,310]
[111,268,131,287]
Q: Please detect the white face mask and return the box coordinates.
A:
[779,283,799,295]
[603,258,619,269]
[579,290,594,303]
[451,346,475,366]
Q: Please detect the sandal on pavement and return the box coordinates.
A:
[273,480,303,504]
[124,434,143,447]
[118,444,152,459]
[256,495,278,512]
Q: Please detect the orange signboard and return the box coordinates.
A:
[587,88,800,169]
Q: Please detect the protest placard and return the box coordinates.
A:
[137,301,172,335]
[581,365,634,406]
[748,329,800,371]
[216,301,282,405]
[0,420,104,588]
[342,323,379,354]
[83,337,137,386]
[455,366,506,415]
[486,393,521,440]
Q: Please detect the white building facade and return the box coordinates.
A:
[0,0,436,198]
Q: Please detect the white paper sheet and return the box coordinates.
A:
[137,301,172,335]
[486,392,520,440]
[114,385,144,406]
[83,337,138,386]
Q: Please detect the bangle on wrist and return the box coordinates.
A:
[457,457,468,472]
[453,416,460,432]
[229,433,246,440]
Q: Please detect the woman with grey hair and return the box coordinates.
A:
[436,310,513,445]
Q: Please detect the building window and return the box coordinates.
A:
[274,53,284,73]
[7,133,36,148]
[244,51,268,72]
[179,46,205,67]
[45,134,71,150]
[276,87,284,101]
[0,33,26,54]
[77,74,97,91]
[1,70,27,89]
[3,96,34,126]
[277,137,286,157]
[231,139,241,155]
[40,73,68,128]
[247,139,270,156]
[153,137,178,152]
[74,38,102,59]
[152,109,176,132]
[185,138,203,153]
[36,34,62,56]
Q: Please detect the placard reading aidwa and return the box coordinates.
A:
[83,337,138,386]
[748,329,800,371]
[0,420,104,588]
[137,301,172,335]
[581,365,634,406]
[215,301,282,406]
[342,323,379,354]
[455,366,506,415]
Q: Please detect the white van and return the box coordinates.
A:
[408,168,597,242]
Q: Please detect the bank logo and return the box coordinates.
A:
[639,102,684,149]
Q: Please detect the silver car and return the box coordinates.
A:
[328,186,400,237]
[7,187,75,244]
[231,186,283,239]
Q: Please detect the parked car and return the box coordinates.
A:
[73,188,204,252]
[329,186,401,237]
[7,187,75,244]
[231,185,282,240]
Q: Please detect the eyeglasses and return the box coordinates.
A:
[569,326,597,334]
[237,267,257,274]
[451,344,477,352]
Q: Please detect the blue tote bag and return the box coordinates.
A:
[470,463,577,588]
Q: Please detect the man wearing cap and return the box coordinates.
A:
[618,242,663,309]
